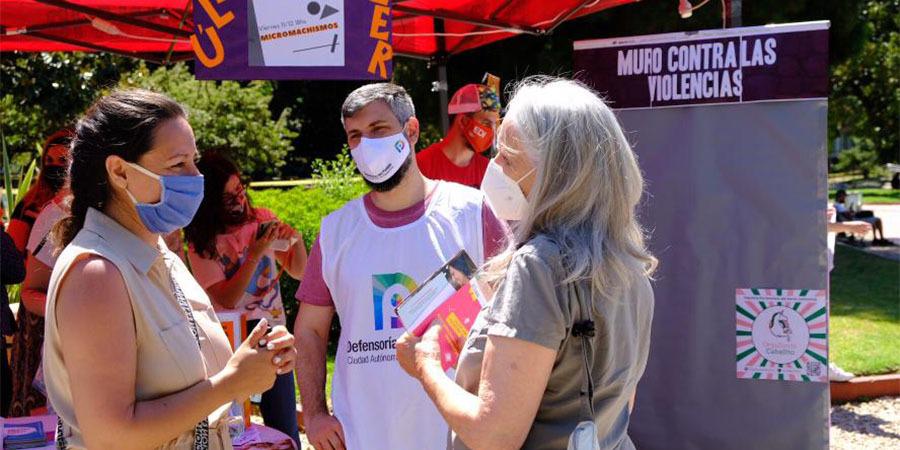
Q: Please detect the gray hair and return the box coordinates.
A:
[483,76,657,304]
[341,83,415,125]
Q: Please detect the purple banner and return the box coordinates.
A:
[191,0,392,80]
[573,22,829,109]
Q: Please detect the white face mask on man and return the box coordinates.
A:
[481,159,534,221]
[351,128,411,183]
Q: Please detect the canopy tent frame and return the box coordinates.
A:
[2,0,195,62]
[388,0,636,131]
[2,8,166,36]
[2,26,182,64]
[392,3,544,36]
[1,0,652,130]
[32,0,192,38]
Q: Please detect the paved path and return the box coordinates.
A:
[283,397,900,450]
[858,204,900,262]
[831,396,900,449]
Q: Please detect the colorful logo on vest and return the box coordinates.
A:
[372,273,416,330]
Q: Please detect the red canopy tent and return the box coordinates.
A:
[0,1,195,63]
[1,0,636,62]
[1,0,638,126]
[388,0,638,128]
[392,0,636,59]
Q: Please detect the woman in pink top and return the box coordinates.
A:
[185,152,307,446]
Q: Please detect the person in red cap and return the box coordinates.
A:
[416,82,501,188]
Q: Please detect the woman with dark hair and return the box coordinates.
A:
[7,129,72,417]
[185,151,307,447]
[6,129,73,253]
[43,89,296,449]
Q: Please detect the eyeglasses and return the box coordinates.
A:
[222,183,246,206]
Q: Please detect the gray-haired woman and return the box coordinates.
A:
[397,77,657,450]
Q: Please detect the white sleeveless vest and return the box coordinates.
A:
[319,181,485,450]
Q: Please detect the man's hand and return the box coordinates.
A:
[306,413,346,450]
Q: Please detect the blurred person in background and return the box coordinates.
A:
[6,130,73,253]
[7,129,73,417]
[416,76,502,189]
[185,151,307,447]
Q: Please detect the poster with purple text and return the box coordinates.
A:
[575,22,832,449]
[574,21,828,108]
[191,0,392,80]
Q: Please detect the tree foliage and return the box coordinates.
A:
[832,138,886,178]
[0,52,136,161]
[830,0,899,165]
[1,0,894,179]
[120,63,297,177]
[310,145,366,199]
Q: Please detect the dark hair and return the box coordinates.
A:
[835,189,847,199]
[51,89,187,248]
[341,83,415,125]
[11,129,73,225]
[41,129,74,168]
[184,151,256,259]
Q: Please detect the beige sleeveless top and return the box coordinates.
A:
[43,208,236,449]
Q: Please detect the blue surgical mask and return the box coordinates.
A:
[125,162,204,234]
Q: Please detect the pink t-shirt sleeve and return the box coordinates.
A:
[187,246,227,289]
[295,237,335,307]
[482,200,511,259]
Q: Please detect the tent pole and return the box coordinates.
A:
[33,0,192,38]
[164,0,193,65]
[724,0,742,28]
[438,61,449,133]
[434,18,450,134]
[488,0,518,21]
[23,30,166,63]
[1,10,166,36]
[392,3,541,35]
[394,52,431,60]
[546,0,595,33]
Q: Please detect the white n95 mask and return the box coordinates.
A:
[481,159,533,221]
[351,130,411,183]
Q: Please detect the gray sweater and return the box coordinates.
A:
[453,235,655,450]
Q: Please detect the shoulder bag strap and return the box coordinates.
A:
[571,284,597,419]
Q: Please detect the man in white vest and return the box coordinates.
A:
[293,83,509,450]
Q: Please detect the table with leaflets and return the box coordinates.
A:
[1,415,296,450]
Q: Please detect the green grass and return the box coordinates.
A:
[827,188,900,205]
[829,245,900,375]
[326,355,334,399]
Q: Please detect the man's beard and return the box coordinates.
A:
[364,154,414,193]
